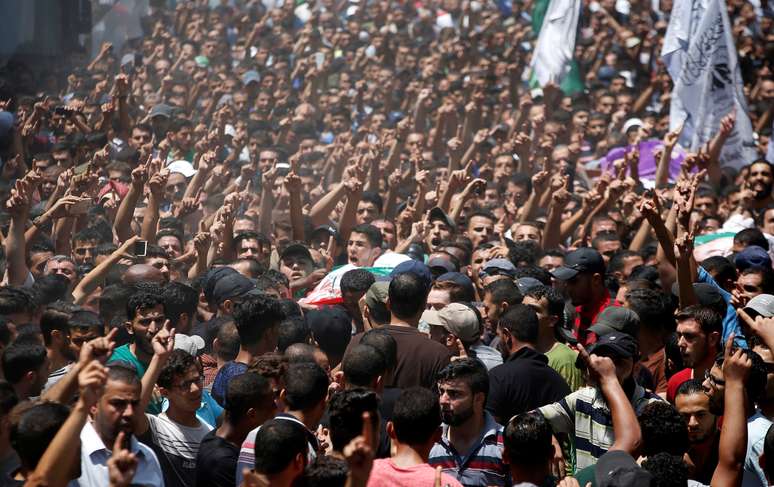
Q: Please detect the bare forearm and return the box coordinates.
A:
[289,191,304,241]
[601,377,641,454]
[141,194,160,241]
[114,184,142,242]
[31,399,89,487]
[309,184,346,226]
[542,203,564,250]
[711,382,746,487]
[6,217,30,286]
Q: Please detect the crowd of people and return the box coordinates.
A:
[0,0,773,485]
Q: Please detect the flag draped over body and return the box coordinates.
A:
[530,0,583,95]
[661,0,757,169]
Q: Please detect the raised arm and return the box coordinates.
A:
[578,344,641,455]
[3,172,38,286]
[135,321,175,436]
[114,162,148,243]
[73,238,139,304]
[711,336,749,487]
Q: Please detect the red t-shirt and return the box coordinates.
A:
[366,459,463,487]
[574,292,612,346]
[666,368,694,403]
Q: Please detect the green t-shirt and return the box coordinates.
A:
[108,344,162,414]
[573,464,596,486]
[546,342,584,392]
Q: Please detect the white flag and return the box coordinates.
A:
[665,0,757,169]
[530,0,580,87]
[768,119,774,163]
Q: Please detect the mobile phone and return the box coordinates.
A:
[473,180,486,195]
[276,162,291,176]
[134,240,148,257]
[54,106,69,116]
[69,197,92,215]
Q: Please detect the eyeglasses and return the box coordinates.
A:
[174,376,204,390]
[704,370,725,387]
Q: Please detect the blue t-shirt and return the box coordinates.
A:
[161,389,223,428]
[211,361,248,407]
[697,266,743,344]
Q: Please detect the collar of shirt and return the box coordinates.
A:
[506,346,548,365]
[81,421,147,460]
[576,291,611,323]
[589,383,648,413]
[440,410,501,446]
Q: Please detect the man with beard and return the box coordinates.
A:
[109,289,168,413]
[746,160,774,210]
[73,363,164,486]
[429,358,508,486]
[666,306,723,403]
[675,379,719,485]
[702,341,769,487]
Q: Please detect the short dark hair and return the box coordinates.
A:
[233,294,285,345]
[328,388,380,451]
[0,286,36,317]
[625,288,670,332]
[39,307,71,346]
[73,226,105,245]
[285,343,318,364]
[498,304,539,343]
[524,285,564,327]
[388,272,429,320]
[641,452,689,487]
[157,349,199,389]
[360,329,397,372]
[674,378,706,399]
[278,316,311,352]
[106,362,141,386]
[253,419,309,475]
[675,305,722,337]
[215,321,240,361]
[303,455,348,487]
[32,274,70,306]
[11,402,71,471]
[436,357,489,399]
[484,279,522,305]
[714,348,767,404]
[340,269,376,294]
[226,372,272,422]
[343,344,386,387]
[283,363,329,411]
[700,256,736,285]
[361,192,383,212]
[503,412,554,467]
[2,341,47,384]
[391,387,440,446]
[639,401,689,457]
[734,228,769,251]
[350,224,383,248]
[126,291,165,320]
[162,282,198,327]
[143,244,169,260]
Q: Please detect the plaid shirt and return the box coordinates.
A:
[428,411,509,486]
[538,385,662,472]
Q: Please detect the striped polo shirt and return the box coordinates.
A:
[538,385,663,472]
[428,411,509,486]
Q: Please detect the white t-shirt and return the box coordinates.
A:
[144,412,212,487]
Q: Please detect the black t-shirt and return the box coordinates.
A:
[195,430,240,487]
[486,346,571,423]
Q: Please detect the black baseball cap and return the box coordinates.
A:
[551,248,606,281]
[428,207,455,230]
[588,332,638,360]
[212,274,255,305]
[589,307,640,338]
[595,450,653,487]
[280,242,314,263]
